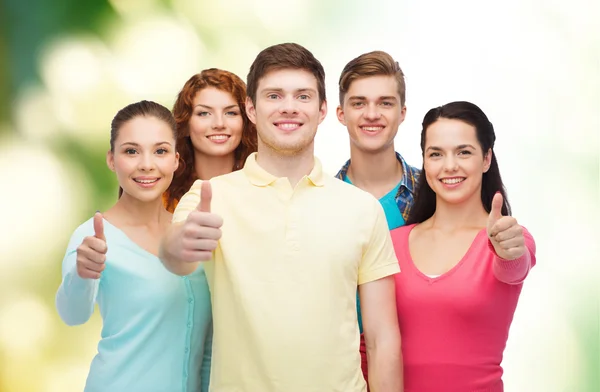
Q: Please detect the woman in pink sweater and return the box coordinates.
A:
[391,101,536,392]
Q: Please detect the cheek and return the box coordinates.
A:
[423,161,440,187]
[188,118,208,137]
[113,158,135,179]
[157,157,178,175]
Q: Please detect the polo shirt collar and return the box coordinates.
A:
[243,153,325,187]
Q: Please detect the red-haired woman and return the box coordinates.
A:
[164,68,258,212]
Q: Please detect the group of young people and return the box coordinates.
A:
[55,43,537,392]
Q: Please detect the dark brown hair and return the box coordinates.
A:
[246,43,326,106]
[165,69,258,211]
[110,100,177,198]
[407,101,511,224]
[338,50,406,106]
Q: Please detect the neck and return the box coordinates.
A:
[108,193,168,227]
[194,152,235,180]
[255,143,315,187]
[346,144,403,196]
[428,193,488,232]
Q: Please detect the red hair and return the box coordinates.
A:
[165,69,258,211]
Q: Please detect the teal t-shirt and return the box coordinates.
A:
[344,175,405,333]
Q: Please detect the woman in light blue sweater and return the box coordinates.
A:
[56,100,212,392]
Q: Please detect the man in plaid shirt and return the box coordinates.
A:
[335,50,420,388]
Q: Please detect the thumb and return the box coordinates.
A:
[197,181,212,213]
[93,212,106,241]
[488,192,504,225]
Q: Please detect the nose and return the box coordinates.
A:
[364,103,381,121]
[138,151,154,171]
[279,95,299,115]
[212,113,225,129]
[443,155,459,172]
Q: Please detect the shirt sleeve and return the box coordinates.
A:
[172,180,203,224]
[55,222,100,326]
[358,200,401,285]
[491,226,537,285]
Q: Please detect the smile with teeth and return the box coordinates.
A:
[207,135,230,141]
[360,126,384,132]
[441,178,465,184]
[134,178,159,184]
[276,122,301,130]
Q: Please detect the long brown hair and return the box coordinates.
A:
[165,69,258,211]
[406,101,511,225]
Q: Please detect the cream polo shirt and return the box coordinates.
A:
[173,153,400,392]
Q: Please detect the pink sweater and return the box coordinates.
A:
[391,224,536,392]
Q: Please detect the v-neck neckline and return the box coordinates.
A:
[102,218,161,259]
[404,224,487,283]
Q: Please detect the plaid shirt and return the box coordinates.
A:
[335,152,420,223]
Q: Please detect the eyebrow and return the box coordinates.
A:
[194,104,239,110]
[119,141,173,147]
[426,144,477,152]
[347,95,398,102]
[262,87,317,94]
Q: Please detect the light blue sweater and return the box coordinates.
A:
[56,218,212,392]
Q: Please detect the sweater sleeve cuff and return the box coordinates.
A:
[488,239,532,284]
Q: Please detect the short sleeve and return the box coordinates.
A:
[172,180,203,224]
[358,200,401,285]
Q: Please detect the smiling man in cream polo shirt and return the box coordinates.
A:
[159,43,403,392]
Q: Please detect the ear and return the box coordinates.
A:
[483,148,492,173]
[174,152,180,172]
[245,96,257,125]
[399,105,407,125]
[317,100,328,125]
[336,105,346,126]
[106,150,115,172]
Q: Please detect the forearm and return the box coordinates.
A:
[366,332,404,392]
[55,265,98,326]
[159,223,199,276]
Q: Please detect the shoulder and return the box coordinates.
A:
[390,223,416,241]
[324,176,381,209]
[66,217,112,250]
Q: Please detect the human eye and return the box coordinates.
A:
[225,110,240,116]
[428,152,441,158]
[381,101,394,107]
[267,93,280,100]
[156,148,169,155]
[458,150,472,156]
[124,148,137,155]
[298,94,310,100]
[197,111,209,117]
[351,101,364,108]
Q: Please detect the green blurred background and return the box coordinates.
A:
[0,0,598,391]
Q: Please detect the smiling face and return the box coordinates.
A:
[423,118,491,206]
[107,115,179,202]
[188,87,244,158]
[337,75,405,153]
[245,68,327,156]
